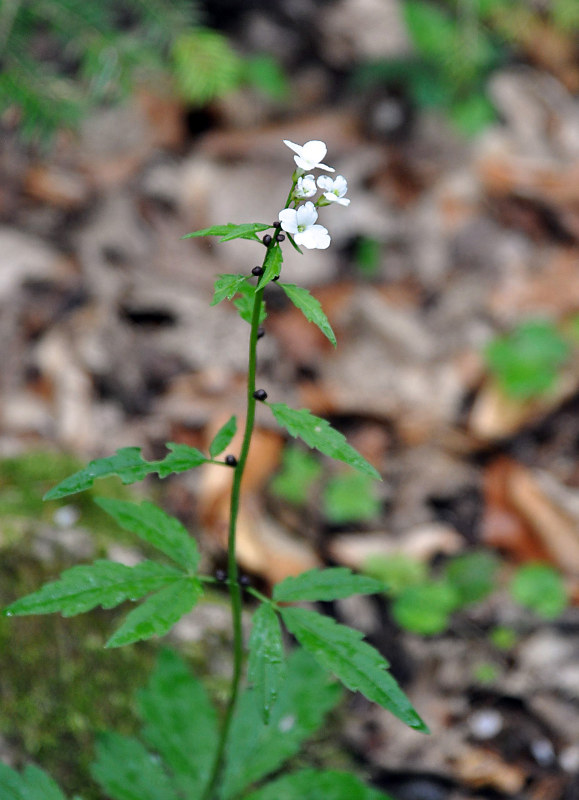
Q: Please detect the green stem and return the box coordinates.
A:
[202,268,267,800]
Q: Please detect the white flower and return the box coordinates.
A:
[294,174,317,199]
[283,139,335,172]
[278,202,331,249]
[317,175,350,206]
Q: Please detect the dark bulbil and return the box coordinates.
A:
[253,389,267,401]
[251,266,264,276]
[257,327,265,339]
[262,234,272,246]
[275,233,285,242]
[225,454,238,467]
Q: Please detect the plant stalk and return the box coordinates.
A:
[203,271,266,800]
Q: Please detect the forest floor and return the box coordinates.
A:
[1,2,579,798]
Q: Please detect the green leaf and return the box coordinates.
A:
[4,560,182,617]
[445,551,499,606]
[278,283,336,346]
[43,444,209,500]
[267,403,381,480]
[274,568,385,603]
[156,444,208,477]
[243,769,393,800]
[248,603,285,723]
[510,562,568,618]
[172,28,243,105]
[362,553,427,597]
[0,763,69,800]
[280,607,428,733]
[233,280,267,325]
[392,581,459,635]
[138,649,219,798]
[485,320,570,401]
[95,499,200,571]
[212,274,249,306]
[259,245,283,289]
[91,732,180,800]
[182,222,271,242]
[270,445,322,506]
[323,471,381,523]
[106,577,203,647]
[209,415,237,457]
[220,649,341,800]
[244,53,289,101]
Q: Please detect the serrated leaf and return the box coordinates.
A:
[209,415,237,457]
[138,649,218,798]
[233,280,267,325]
[91,732,180,800]
[211,274,248,306]
[106,577,202,647]
[156,443,208,476]
[43,444,209,500]
[0,763,69,800]
[259,245,283,289]
[248,603,285,723]
[267,403,381,480]
[280,607,428,733]
[243,768,393,800]
[278,283,336,346]
[182,222,270,242]
[274,567,385,603]
[4,560,182,617]
[95,499,200,572]
[220,649,341,800]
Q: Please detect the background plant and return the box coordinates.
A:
[0,0,287,146]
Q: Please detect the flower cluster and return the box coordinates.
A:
[278,140,350,250]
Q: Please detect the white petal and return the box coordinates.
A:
[278,208,298,234]
[297,224,331,249]
[296,201,318,227]
[301,140,327,164]
[283,139,303,157]
[316,175,333,191]
[333,175,348,194]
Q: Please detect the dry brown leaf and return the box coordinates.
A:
[453,746,526,793]
[506,463,579,576]
[482,458,553,562]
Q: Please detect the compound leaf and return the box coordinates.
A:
[106,577,203,647]
[278,283,336,346]
[43,445,209,501]
[212,274,248,306]
[95,499,200,572]
[182,222,270,242]
[233,281,267,325]
[274,567,385,603]
[259,245,283,289]
[243,769,393,800]
[91,732,179,800]
[220,649,341,800]
[248,603,285,723]
[4,560,182,617]
[280,607,428,733]
[138,649,218,798]
[267,403,381,480]
[209,415,237,458]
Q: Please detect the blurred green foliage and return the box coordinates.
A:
[270,445,380,524]
[484,319,573,401]
[510,562,568,618]
[354,0,578,137]
[0,0,288,146]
